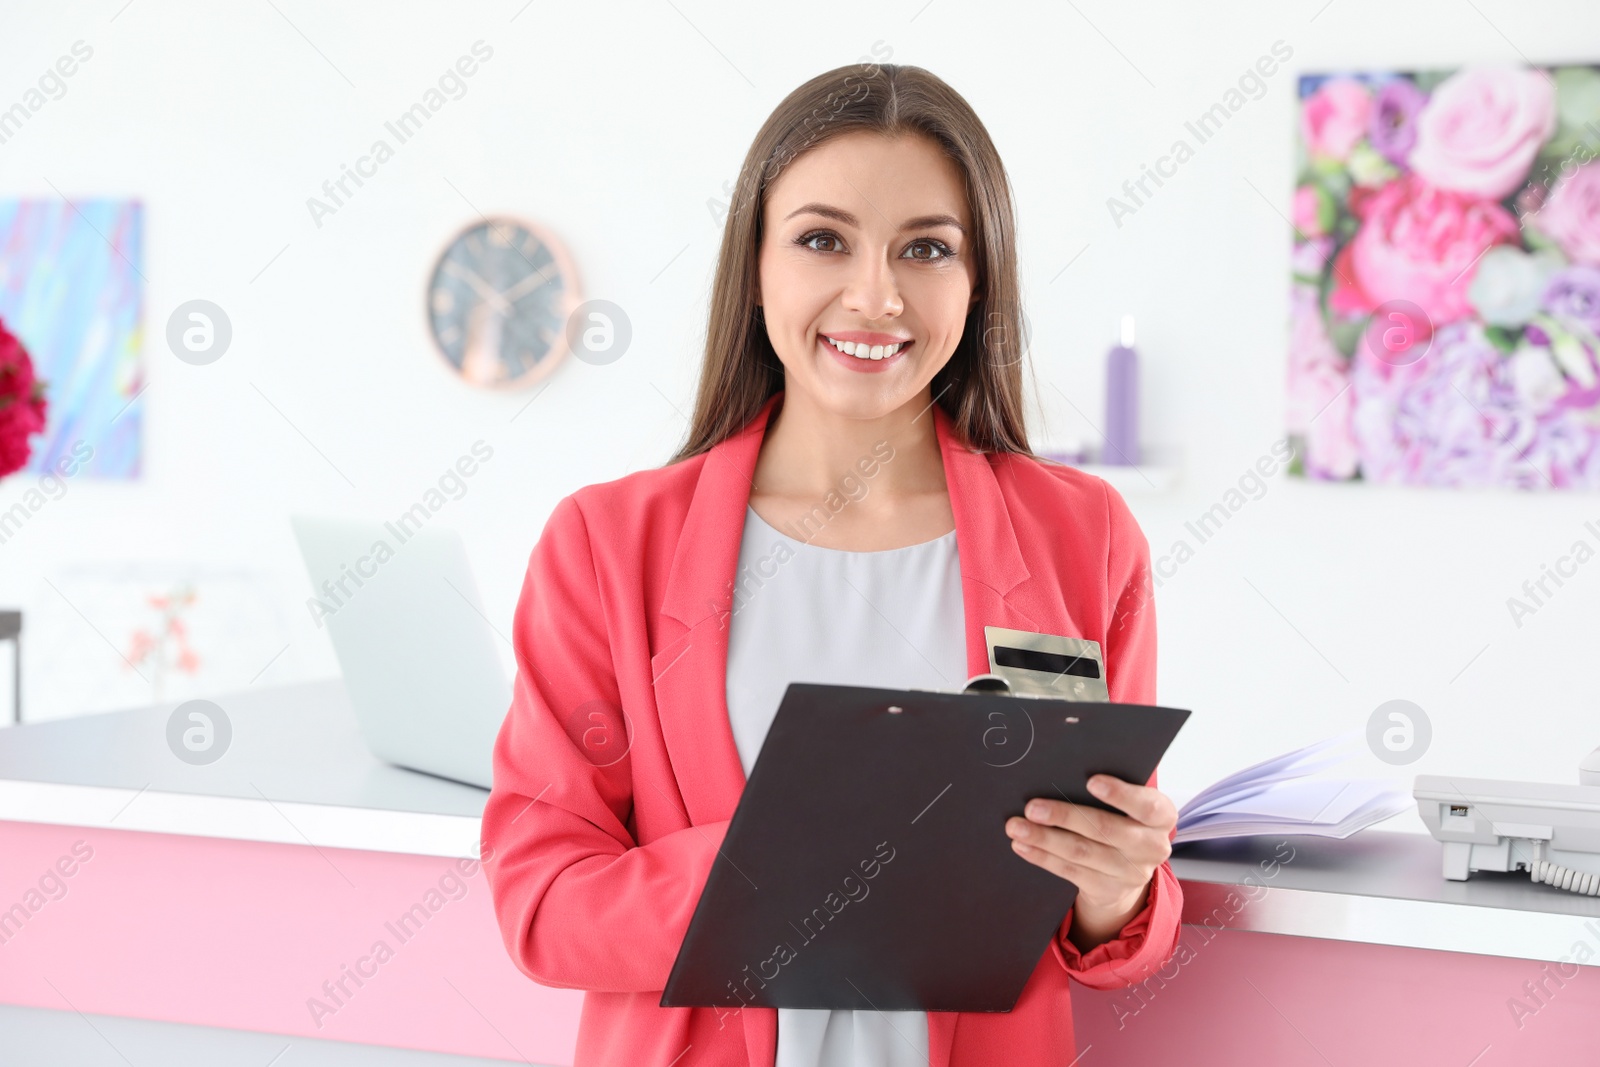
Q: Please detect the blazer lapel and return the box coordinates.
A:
[650,392,778,828]
[650,389,1047,1067]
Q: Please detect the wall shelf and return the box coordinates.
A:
[1036,444,1182,495]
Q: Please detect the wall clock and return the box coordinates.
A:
[425,215,581,389]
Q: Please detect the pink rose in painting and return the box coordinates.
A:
[1301,79,1372,162]
[1408,66,1556,200]
[1527,161,1600,265]
[1287,284,1359,478]
[1343,174,1520,324]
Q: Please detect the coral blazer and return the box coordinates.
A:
[481,389,1182,1067]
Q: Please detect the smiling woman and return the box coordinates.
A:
[481,61,1181,1067]
[760,136,977,390]
[675,63,1031,465]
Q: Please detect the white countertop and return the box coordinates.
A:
[0,679,485,858]
[1171,830,1600,968]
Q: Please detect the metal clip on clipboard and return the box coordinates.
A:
[915,626,1110,702]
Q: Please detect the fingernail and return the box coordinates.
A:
[1027,801,1047,820]
[1087,777,1107,796]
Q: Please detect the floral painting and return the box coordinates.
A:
[1288,65,1600,488]
[0,199,144,480]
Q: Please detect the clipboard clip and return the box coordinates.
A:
[896,673,1030,707]
[979,626,1109,702]
[914,673,1073,702]
[905,627,1110,703]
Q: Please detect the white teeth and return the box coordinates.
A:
[824,336,906,360]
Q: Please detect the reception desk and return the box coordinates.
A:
[0,680,1595,1064]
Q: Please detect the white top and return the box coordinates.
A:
[725,504,966,1067]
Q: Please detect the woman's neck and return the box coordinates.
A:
[747,389,955,551]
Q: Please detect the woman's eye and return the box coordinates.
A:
[800,232,842,253]
[903,239,954,261]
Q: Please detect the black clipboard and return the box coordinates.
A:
[659,681,1190,1012]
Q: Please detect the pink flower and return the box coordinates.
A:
[1304,364,1359,479]
[1287,284,1359,478]
[1358,302,1434,377]
[0,318,48,479]
[1293,185,1332,239]
[1527,160,1600,265]
[1409,66,1556,200]
[1302,79,1372,162]
[1343,173,1521,325]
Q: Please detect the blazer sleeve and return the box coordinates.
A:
[480,493,730,993]
[1049,479,1184,989]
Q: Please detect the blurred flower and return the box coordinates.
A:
[1359,302,1434,375]
[1527,313,1600,398]
[1293,184,1335,238]
[1410,66,1557,199]
[1468,246,1563,326]
[1368,78,1429,166]
[1338,173,1520,323]
[1288,284,1359,478]
[1506,342,1569,414]
[0,317,48,479]
[1528,160,1600,265]
[1347,142,1399,188]
[1302,78,1372,162]
[1541,264,1600,334]
[1292,234,1336,278]
[1351,319,1600,488]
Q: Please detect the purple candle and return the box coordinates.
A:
[1103,314,1140,466]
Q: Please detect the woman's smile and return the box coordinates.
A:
[817,331,914,374]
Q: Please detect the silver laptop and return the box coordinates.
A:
[290,514,510,789]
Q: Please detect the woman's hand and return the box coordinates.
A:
[1004,773,1177,952]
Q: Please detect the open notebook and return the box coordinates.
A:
[1173,729,1411,845]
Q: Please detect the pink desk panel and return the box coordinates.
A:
[0,819,581,1063]
[4,817,1597,1065]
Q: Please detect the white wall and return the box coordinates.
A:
[2,0,1598,832]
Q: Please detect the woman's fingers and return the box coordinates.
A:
[1007,829,1130,900]
[1006,817,1146,882]
[1001,778,1178,903]
[1017,796,1138,856]
[1084,774,1178,830]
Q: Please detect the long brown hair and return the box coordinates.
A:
[667,62,1039,464]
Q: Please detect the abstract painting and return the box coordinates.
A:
[1288,65,1600,488]
[0,199,144,480]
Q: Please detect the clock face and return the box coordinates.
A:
[426,217,580,389]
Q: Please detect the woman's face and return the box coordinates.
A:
[757,130,980,419]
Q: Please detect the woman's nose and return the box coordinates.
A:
[841,251,904,320]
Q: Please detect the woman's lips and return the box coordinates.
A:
[818,334,912,373]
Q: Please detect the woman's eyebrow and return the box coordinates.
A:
[783,202,966,236]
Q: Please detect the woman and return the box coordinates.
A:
[481,62,1182,1067]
